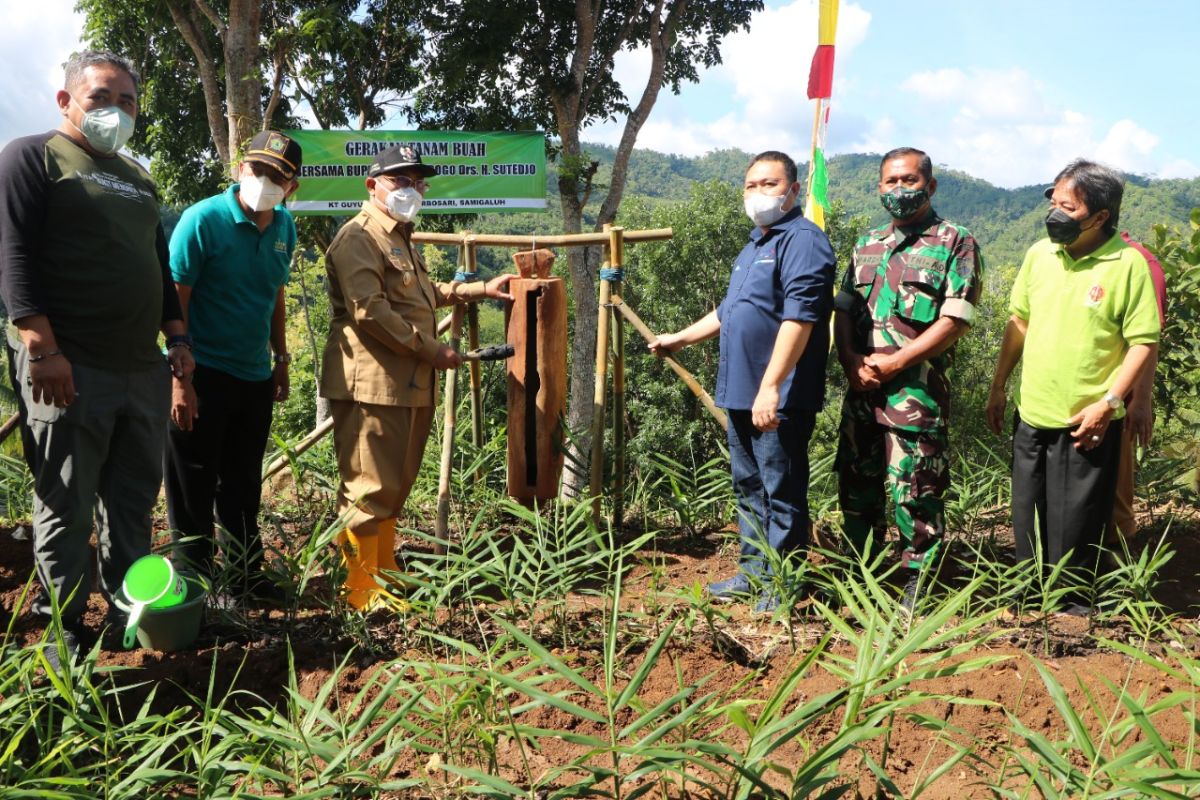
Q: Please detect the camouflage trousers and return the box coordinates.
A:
[835,393,949,570]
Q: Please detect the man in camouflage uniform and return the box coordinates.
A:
[833,147,983,604]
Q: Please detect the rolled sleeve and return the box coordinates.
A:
[779,229,836,323]
[1122,259,1161,346]
[939,298,976,324]
[940,230,983,326]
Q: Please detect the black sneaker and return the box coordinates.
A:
[901,572,923,612]
[246,576,288,606]
[43,626,82,672]
[1059,601,1093,617]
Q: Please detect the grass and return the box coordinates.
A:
[3,424,1200,797]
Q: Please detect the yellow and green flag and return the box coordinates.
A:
[804,0,838,230]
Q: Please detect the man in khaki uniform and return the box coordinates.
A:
[321,144,512,609]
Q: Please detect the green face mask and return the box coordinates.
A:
[879,187,929,220]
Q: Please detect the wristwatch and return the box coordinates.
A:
[1103,391,1124,411]
[273,352,292,365]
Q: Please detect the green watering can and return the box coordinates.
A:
[117,555,186,649]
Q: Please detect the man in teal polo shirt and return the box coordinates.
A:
[987,159,1159,615]
[165,130,301,601]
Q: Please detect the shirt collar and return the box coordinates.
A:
[361,198,415,236]
[224,184,257,227]
[888,209,941,241]
[1057,231,1126,265]
[749,206,804,242]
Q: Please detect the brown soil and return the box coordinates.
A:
[2,508,1198,798]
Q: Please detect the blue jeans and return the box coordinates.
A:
[726,408,816,577]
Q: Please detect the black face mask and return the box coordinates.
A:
[1045,207,1086,245]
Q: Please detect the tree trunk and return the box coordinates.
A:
[166,0,230,165]
[556,125,600,502]
[223,0,265,171]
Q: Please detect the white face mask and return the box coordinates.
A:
[71,100,135,155]
[239,172,287,212]
[385,186,423,222]
[744,187,794,228]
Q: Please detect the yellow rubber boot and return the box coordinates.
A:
[377,519,400,574]
[336,526,380,611]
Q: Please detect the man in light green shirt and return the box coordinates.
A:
[987,159,1159,616]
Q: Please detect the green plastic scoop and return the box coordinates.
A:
[118,555,186,649]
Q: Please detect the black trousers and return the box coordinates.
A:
[164,364,274,581]
[1011,414,1122,600]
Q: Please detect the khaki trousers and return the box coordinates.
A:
[330,399,434,534]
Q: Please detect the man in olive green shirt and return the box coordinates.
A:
[0,51,194,663]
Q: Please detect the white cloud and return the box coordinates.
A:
[901,67,1053,123]
[885,67,1196,186]
[0,0,85,148]
[591,0,871,159]
[1159,158,1200,179]
[1096,119,1160,172]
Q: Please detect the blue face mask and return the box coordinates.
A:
[71,100,135,155]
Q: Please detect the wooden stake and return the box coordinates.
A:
[609,226,626,528]
[463,237,484,479]
[262,415,335,481]
[610,294,728,430]
[589,228,614,527]
[434,304,464,554]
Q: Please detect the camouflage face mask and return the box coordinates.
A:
[880,187,929,220]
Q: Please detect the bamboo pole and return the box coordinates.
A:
[610,294,728,430]
[609,226,626,528]
[0,413,21,445]
[262,415,335,480]
[462,237,485,479]
[412,228,672,248]
[589,228,614,527]
[434,304,465,554]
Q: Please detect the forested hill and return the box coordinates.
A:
[584,144,1200,269]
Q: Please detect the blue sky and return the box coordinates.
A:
[4,0,1197,189]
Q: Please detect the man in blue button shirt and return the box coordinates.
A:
[652,151,836,612]
[164,130,301,602]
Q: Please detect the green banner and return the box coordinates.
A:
[284,130,547,215]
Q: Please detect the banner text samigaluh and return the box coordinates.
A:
[284,130,547,215]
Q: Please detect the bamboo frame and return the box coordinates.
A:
[609,226,626,528]
[589,227,614,526]
[267,225,705,538]
[412,229,672,248]
[610,294,727,430]
[434,304,465,554]
[463,236,485,480]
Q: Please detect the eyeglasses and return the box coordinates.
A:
[246,161,289,186]
[379,175,430,192]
